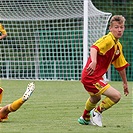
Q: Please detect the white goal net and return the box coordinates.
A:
[0,0,111,80]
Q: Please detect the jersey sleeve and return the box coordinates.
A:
[112,44,129,71]
[0,24,7,35]
[92,35,114,55]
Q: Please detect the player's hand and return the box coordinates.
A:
[123,83,129,96]
[86,62,96,75]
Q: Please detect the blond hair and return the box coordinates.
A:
[110,15,126,26]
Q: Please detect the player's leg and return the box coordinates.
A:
[0,87,4,103]
[90,85,121,126]
[96,86,121,113]
[78,95,101,125]
[78,82,102,126]
[0,82,35,121]
[0,105,10,120]
[8,82,35,112]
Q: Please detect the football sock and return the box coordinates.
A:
[0,87,3,103]
[8,98,24,112]
[83,98,97,121]
[95,97,115,113]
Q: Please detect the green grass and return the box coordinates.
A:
[0,80,132,133]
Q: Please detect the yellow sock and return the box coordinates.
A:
[96,97,115,113]
[85,98,97,111]
[8,98,24,112]
[0,87,4,103]
[83,98,97,121]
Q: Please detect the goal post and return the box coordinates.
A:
[83,0,112,67]
[83,0,112,81]
[0,0,111,80]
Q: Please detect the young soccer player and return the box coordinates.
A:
[0,82,35,122]
[78,15,129,126]
[0,23,7,39]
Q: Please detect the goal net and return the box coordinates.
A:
[0,0,111,80]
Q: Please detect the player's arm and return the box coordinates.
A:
[0,34,7,40]
[86,47,97,75]
[118,69,129,96]
[0,24,7,40]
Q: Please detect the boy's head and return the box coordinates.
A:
[110,15,126,26]
[109,15,125,39]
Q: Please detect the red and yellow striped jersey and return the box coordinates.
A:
[82,32,129,84]
[92,32,129,70]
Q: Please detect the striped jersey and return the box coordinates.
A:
[82,32,129,83]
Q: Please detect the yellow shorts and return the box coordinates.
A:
[85,79,111,96]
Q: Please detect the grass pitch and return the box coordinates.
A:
[0,80,132,133]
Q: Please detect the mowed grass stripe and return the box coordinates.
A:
[0,80,132,133]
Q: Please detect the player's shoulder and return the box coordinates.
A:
[99,33,111,43]
[105,32,113,39]
[100,33,111,41]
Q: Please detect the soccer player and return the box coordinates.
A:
[78,15,129,126]
[0,82,35,122]
[0,23,7,39]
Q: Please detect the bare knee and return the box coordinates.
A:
[103,87,121,103]
[106,91,121,103]
[111,91,121,103]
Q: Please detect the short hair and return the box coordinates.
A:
[110,15,126,26]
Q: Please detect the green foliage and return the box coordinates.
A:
[92,0,133,28]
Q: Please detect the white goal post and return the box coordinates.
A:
[0,0,111,80]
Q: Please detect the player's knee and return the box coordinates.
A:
[112,92,121,103]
